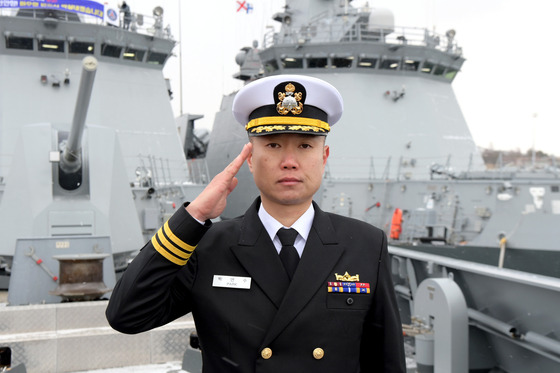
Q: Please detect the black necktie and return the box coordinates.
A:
[277,228,300,280]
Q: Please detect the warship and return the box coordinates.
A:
[0,3,207,303]
[0,1,559,372]
[202,0,560,372]
[207,0,560,279]
[0,3,201,372]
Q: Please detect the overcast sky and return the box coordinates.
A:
[129,0,560,156]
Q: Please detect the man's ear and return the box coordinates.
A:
[323,145,330,166]
[247,146,254,173]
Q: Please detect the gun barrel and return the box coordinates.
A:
[61,56,98,173]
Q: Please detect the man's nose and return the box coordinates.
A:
[281,149,298,169]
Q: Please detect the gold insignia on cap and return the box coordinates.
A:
[335,272,360,282]
[277,83,303,115]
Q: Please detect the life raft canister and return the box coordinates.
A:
[390,208,403,240]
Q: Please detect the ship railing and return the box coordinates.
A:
[0,151,208,197]
[187,158,210,185]
[390,246,560,366]
[484,150,560,177]
[324,154,479,181]
[129,155,208,189]
[325,156,559,182]
[264,20,460,56]
[0,7,173,40]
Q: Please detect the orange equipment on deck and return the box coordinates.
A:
[390,208,403,240]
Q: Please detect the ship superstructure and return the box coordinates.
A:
[207,0,560,277]
[203,1,560,371]
[0,5,206,301]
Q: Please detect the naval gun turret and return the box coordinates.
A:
[57,56,97,190]
[2,55,145,305]
[0,5,207,305]
[4,55,128,305]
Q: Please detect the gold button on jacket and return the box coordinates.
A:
[261,347,272,359]
[313,347,324,360]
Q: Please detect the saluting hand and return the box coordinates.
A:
[186,143,252,222]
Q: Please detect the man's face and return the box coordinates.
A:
[247,133,329,210]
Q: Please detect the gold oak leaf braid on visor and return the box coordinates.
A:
[245,116,330,132]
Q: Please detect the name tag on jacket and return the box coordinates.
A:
[213,275,252,289]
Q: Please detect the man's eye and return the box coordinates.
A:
[266,143,280,148]
[300,144,312,149]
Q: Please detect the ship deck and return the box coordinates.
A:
[69,362,185,373]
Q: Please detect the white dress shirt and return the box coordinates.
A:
[258,203,315,258]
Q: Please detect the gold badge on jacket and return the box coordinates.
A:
[328,272,370,293]
[335,272,359,282]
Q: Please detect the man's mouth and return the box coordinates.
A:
[278,177,301,185]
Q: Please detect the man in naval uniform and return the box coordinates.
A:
[106,75,406,372]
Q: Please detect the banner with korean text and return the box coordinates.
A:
[0,0,104,20]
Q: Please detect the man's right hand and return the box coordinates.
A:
[186,143,252,222]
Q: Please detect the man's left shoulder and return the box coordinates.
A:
[326,212,385,237]
[327,213,386,242]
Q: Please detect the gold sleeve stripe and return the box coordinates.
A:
[156,227,192,260]
[163,221,196,252]
[151,235,188,266]
[245,116,330,131]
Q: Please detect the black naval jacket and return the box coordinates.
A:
[106,198,406,373]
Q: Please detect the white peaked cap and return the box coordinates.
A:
[232,75,343,136]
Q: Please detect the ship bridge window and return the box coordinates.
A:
[69,41,94,54]
[281,56,303,69]
[445,68,458,80]
[331,56,354,68]
[264,59,279,73]
[307,57,327,68]
[380,58,400,70]
[433,64,446,76]
[147,51,168,65]
[102,43,122,58]
[421,61,434,73]
[39,39,64,53]
[5,36,34,50]
[403,59,420,71]
[358,57,378,68]
[123,47,146,62]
